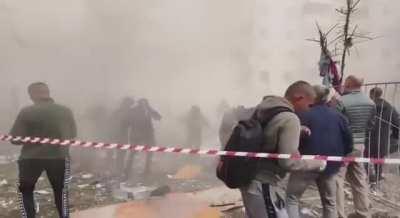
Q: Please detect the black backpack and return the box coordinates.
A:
[216,107,292,189]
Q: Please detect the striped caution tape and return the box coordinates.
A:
[1,134,400,165]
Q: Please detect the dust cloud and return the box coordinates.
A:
[0,0,399,147]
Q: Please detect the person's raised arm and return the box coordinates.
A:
[149,107,162,121]
[277,113,325,172]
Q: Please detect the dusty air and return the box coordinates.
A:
[0,0,400,218]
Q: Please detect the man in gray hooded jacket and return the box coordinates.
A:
[240,81,326,218]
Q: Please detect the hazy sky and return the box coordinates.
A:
[0,0,399,134]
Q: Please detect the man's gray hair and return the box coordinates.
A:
[346,75,364,88]
[313,85,331,104]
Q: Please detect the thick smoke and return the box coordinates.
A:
[0,0,399,145]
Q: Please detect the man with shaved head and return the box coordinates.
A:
[240,81,326,218]
[10,82,77,218]
[336,75,375,218]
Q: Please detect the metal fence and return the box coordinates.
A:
[363,82,400,189]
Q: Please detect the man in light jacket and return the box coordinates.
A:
[240,81,326,218]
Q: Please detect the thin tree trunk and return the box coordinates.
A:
[340,0,352,83]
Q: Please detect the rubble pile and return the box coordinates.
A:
[1,157,400,218]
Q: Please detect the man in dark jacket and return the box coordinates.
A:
[367,87,399,182]
[131,98,161,181]
[286,86,353,218]
[10,82,77,218]
[184,105,209,149]
[110,97,136,180]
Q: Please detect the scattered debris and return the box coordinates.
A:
[372,211,400,218]
[82,174,94,179]
[77,184,90,189]
[120,184,157,200]
[0,179,8,187]
[1,159,400,217]
[210,203,235,207]
[0,199,14,208]
[301,208,314,217]
[0,156,8,165]
[150,185,171,197]
[173,165,203,180]
[300,208,320,217]
[0,155,18,165]
[35,190,51,195]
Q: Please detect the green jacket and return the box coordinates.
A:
[10,99,77,160]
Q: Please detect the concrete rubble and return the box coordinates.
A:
[0,155,18,165]
[1,161,400,217]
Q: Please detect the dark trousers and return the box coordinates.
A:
[115,150,135,179]
[366,163,384,183]
[18,159,70,218]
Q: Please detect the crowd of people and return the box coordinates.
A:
[106,97,162,182]
[218,76,399,218]
[5,75,400,218]
[6,82,215,218]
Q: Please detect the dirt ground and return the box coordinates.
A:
[1,154,400,218]
[0,154,220,218]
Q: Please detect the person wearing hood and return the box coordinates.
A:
[286,86,353,218]
[240,81,326,218]
[10,82,77,218]
[367,87,399,182]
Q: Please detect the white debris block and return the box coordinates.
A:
[77,184,90,189]
[82,174,94,179]
[35,190,51,195]
[0,179,8,186]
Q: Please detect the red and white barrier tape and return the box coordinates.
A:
[1,134,399,165]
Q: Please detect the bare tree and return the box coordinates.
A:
[309,0,376,86]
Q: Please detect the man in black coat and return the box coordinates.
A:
[367,87,399,182]
[131,98,161,181]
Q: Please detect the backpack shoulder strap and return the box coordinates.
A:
[255,107,293,128]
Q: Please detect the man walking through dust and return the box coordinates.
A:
[10,82,77,218]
